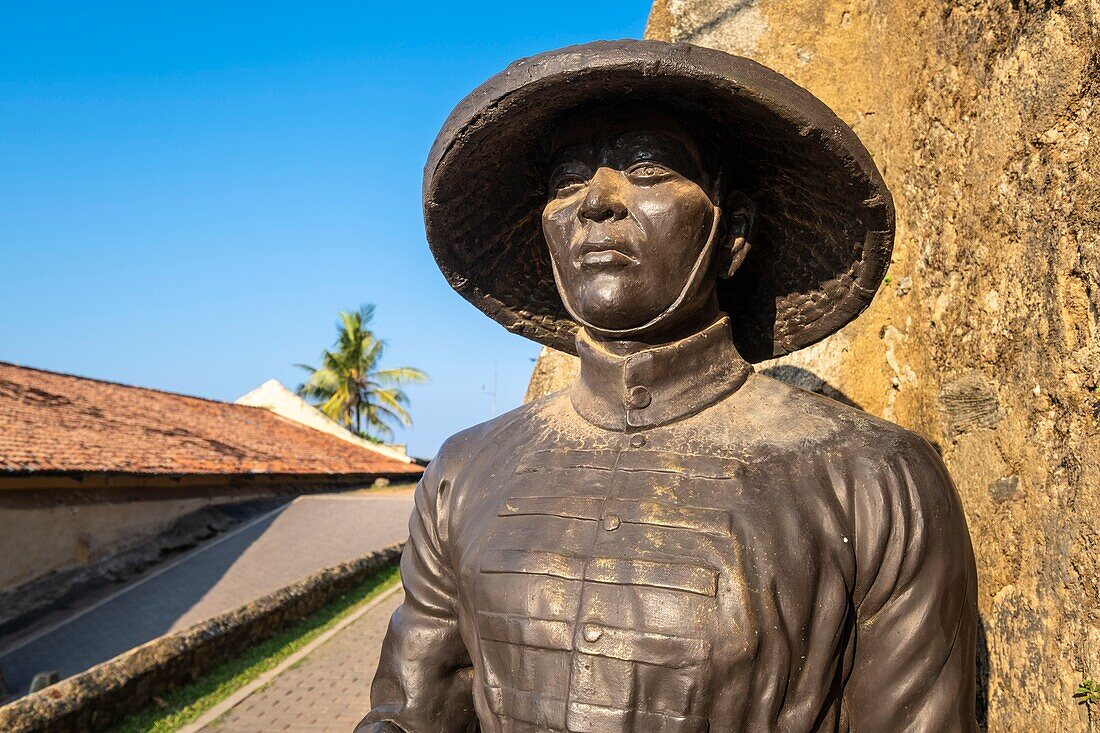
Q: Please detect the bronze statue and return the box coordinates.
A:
[357,40,977,732]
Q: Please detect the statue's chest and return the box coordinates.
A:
[457,443,790,733]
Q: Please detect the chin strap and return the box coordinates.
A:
[551,207,722,339]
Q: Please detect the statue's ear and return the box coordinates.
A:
[718,190,756,280]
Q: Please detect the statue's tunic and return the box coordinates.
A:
[360,318,977,733]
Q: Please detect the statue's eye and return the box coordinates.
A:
[552,175,587,197]
[627,162,670,179]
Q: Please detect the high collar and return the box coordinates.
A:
[569,315,753,431]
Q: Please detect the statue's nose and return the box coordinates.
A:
[579,168,628,223]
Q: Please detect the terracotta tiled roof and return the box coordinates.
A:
[0,362,422,477]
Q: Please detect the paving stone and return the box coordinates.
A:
[202,589,403,733]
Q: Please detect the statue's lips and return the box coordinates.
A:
[578,243,638,269]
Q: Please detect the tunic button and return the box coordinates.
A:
[582,624,603,642]
[626,385,652,409]
[602,514,621,531]
[629,434,647,448]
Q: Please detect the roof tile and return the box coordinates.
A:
[0,362,422,477]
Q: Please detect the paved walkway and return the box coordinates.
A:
[196,588,404,733]
[0,493,413,698]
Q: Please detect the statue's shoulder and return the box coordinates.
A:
[735,376,956,519]
[738,372,940,464]
[429,389,569,472]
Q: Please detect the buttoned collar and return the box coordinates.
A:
[569,315,753,431]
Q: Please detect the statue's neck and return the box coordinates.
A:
[570,312,753,431]
[586,301,722,357]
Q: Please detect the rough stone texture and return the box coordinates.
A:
[0,545,402,733]
[527,2,1099,728]
[524,346,580,403]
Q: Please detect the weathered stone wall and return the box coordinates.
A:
[0,497,217,592]
[527,2,1099,728]
[0,475,400,598]
[524,346,580,403]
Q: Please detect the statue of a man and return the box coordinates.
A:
[358,41,977,732]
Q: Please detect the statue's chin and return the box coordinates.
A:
[560,277,689,336]
[571,302,671,336]
[571,287,720,342]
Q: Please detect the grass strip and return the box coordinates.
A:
[107,564,400,733]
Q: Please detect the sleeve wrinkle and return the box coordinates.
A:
[358,447,479,733]
[854,468,897,619]
[844,431,978,731]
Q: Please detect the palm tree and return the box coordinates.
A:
[296,304,428,441]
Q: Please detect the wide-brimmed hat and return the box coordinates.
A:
[423,40,894,362]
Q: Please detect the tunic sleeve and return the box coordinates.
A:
[355,448,478,733]
[845,432,978,732]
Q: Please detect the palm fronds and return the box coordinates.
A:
[296,305,427,440]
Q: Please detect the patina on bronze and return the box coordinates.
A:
[357,40,977,732]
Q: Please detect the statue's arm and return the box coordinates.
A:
[844,433,979,732]
[355,450,478,733]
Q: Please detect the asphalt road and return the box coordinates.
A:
[0,493,414,699]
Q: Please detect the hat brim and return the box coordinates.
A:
[424,40,894,362]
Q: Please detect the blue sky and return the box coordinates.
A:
[0,2,651,457]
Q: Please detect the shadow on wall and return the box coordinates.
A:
[976,616,990,731]
[0,502,283,699]
[759,365,863,410]
[761,365,988,727]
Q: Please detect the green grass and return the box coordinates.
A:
[107,564,400,733]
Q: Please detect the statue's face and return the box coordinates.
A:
[541,119,719,336]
